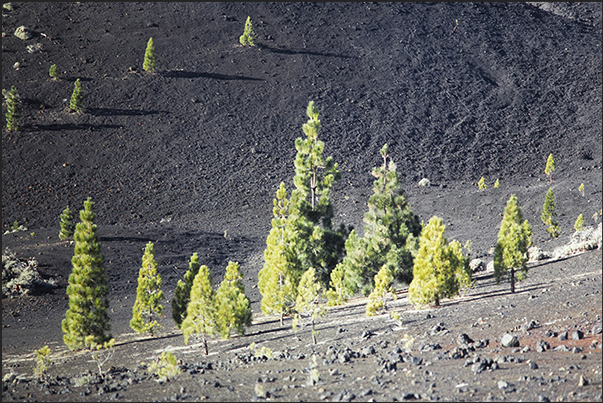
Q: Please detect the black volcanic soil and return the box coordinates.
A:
[2,2,602,402]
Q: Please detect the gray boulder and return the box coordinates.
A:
[501,334,519,348]
[14,26,33,40]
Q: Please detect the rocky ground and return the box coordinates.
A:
[2,2,602,402]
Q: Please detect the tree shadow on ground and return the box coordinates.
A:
[86,108,162,117]
[258,43,355,59]
[159,70,263,81]
[21,123,123,132]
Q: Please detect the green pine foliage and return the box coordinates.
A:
[494,178,500,189]
[59,206,75,240]
[574,214,585,232]
[545,153,555,182]
[478,177,487,190]
[49,64,59,80]
[258,182,297,325]
[494,194,532,293]
[4,85,19,131]
[288,101,348,288]
[172,252,201,329]
[130,242,164,336]
[335,144,421,297]
[69,78,83,112]
[408,216,472,308]
[62,197,112,350]
[541,187,560,237]
[143,37,157,73]
[181,264,216,355]
[239,16,256,46]
[293,267,325,344]
[366,265,395,316]
[215,261,252,339]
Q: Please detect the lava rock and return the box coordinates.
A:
[501,334,519,348]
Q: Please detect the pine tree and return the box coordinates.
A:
[143,37,157,73]
[4,85,19,131]
[293,267,325,344]
[59,206,75,240]
[258,183,297,325]
[62,197,111,350]
[215,261,252,339]
[478,177,487,190]
[366,265,395,316]
[172,253,201,329]
[130,242,164,336]
[49,64,59,81]
[337,144,421,296]
[408,216,471,308]
[494,178,500,189]
[545,153,555,182]
[541,187,560,237]
[239,16,256,46]
[574,214,584,232]
[494,194,532,293]
[288,101,348,288]
[181,264,216,355]
[69,78,83,112]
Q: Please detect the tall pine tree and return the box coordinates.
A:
[130,242,164,336]
[494,194,532,293]
[181,264,216,355]
[172,252,201,329]
[215,261,252,339]
[335,144,421,296]
[62,197,111,350]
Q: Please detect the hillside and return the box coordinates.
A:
[2,2,602,402]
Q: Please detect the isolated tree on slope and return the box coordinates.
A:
[408,216,471,308]
[541,187,560,237]
[181,264,216,355]
[494,194,532,293]
[215,261,252,339]
[545,153,555,182]
[143,37,157,73]
[172,252,201,329]
[130,242,164,336]
[69,78,83,112]
[288,101,348,287]
[62,197,112,350]
[4,85,19,131]
[59,206,75,240]
[258,182,297,325]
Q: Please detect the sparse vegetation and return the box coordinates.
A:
[579,182,584,196]
[49,64,59,80]
[146,351,181,382]
[84,335,115,378]
[541,187,560,237]
[69,78,83,112]
[239,16,256,46]
[172,252,201,329]
[4,85,19,131]
[2,247,56,297]
[59,206,75,240]
[130,242,164,336]
[478,176,487,190]
[143,37,157,73]
[574,214,585,232]
[494,178,500,188]
[494,194,532,293]
[545,153,555,182]
[33,345,52,379]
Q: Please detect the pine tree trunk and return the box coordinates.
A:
[511,267,515,293]
[203,335,208,355]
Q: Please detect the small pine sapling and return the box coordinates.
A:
[494,194,532,293]
[143,37,157,73]
[574,214,585,232]
[84,336,114,378]
[69,78,83,112]
[59,206,75,240]
[4,85,19,131]
[541,187,560,237]
[33,345,52,380]
[130,242,164,336]
[545,153,555,182]
[325,263,351,307]
[366,265,395,316]
[494,178,500,188]
[478,177,487,190]
[172,253,201,328]
[49,64,59,80]
[214,261,252,339]
[293,267,326,344]
[578,183,584,196]
[239,16,256,46]
[146,351,181,382]
[181,264,216,355]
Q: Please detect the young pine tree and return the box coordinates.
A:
[574,214,585,232]
[293,267,325,344]
[49,64,59,81]
[478,177,487,190]
[59,206,75,240]
[494,194,532,293]
[215,261,252,339]
[130,242,164,336]
[239,16,256,46]
[366,265,395,316]
[69,78,83,112]
[408,216,471,308]
[181,264,216,355]
[545,153,555,182]
[338,144,421,296]
[288,101,348,288]
[172,252,201,329]
[258,182,297,325]
[143,37,157,73]
[4,85,19,132]
[541,187,560,237]
[62,197,112,350]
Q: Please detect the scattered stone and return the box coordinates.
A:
[14,26,33,40]
[591,322,602,335]
[417,178,430,187]
[474,339,489,348]
[521,346,530,353]
[529,361,539,370]
[544,329,557,338]
[553,345,570,352]
[501,334,519,348]
[361,330,376,339]
[536,339,550,352]
[401,392,420,400]
[578,375,588,386]
[469,259,485,273]
[486,261,495,272]
[410,356,423,366]
[361,346,376,357]
[557,331,568,341]
[571,330,584,340]
[538,395,551,402]
[420,343,442,351]
[572,347,582,354]
[458,333,474,345]
[430,322,447,335]
[498,380,509,389]
[528,246,549,262]
[523,320,538,331]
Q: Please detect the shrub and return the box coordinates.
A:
[494,194,532,293]
[4,85,19,131]
[69,78,83,112]
[478,177,487,190]
[239,16,256,46]
[49,64,59,80]
[59,206,75,240]
[130,242,164,336]
[84,336,114,378]
[34,345,52,379]
[146,351,180,383]
[143,37,157,73]
[545,153,555,182]
[2,247,57,297]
